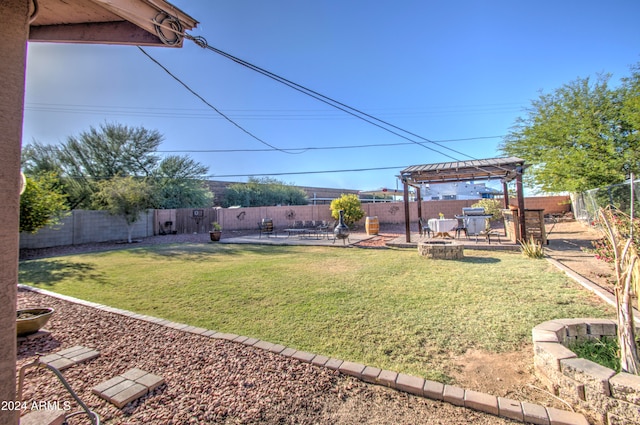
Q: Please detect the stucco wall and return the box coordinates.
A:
[19,210,155,249]
[1,1,30,423]
[18,196,571,249]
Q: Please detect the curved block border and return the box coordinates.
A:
[19,285,589,424]
[532,318,640,425]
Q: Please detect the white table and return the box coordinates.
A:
[427,218,458,238]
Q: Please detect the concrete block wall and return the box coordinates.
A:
[19,196,571,248]
[20,210,155,249]
[532,318,640,425]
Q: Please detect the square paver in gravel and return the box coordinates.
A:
[38,345,100,371]
[93,368,164,408]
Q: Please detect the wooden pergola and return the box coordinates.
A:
[399,157,528,242]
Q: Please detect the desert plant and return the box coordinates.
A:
[598,206,640,375]
[520,236,545,259]
[330,194,365,227]
[591,212,640,263]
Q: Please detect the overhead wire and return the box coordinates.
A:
[116,8,520,179]
[204,165,408,179]
[137,47,305,155]
[156,136,504,153]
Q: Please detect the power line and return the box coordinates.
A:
[157,136,504,153]
[206,165,408,179]
[133,13,520,178]
[138,46,303,155]
[177,35,519,178]
[24,102,523,120]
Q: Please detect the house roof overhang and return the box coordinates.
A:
[28,0,198,46]
[399,156,528,186]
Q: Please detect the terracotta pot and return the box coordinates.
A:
[209,231,221,241]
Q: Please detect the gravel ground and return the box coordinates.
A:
[17,289,516,425]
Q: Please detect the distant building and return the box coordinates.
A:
[421,182,500,201]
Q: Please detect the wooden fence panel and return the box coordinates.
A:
[174,208,218,234]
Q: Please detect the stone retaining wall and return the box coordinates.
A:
[532,318,640,425]
[417,241,464,260]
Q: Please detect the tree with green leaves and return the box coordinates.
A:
[223,177,307,207]
[151,155,213,209]
[501,65,640,193]
[330,194,365,227]
[92,176,155,243]
[19,173,69,233]
[22,122,213,209]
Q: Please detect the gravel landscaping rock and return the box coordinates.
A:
[17,289,516,424]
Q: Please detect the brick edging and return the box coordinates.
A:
[18,285,589,424]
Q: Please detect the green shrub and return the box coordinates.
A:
[471,198,503,221]
[330,194,365,226]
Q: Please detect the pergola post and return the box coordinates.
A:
[516,166,527,241]
[403,179,411,243]
[416,186,422,221]
[502,179,509,209]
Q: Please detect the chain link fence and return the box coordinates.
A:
[571,179,640,224]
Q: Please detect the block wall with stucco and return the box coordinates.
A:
[19,210,155,249]
[1,2,29,424]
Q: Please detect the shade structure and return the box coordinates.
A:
[398,157,528,243]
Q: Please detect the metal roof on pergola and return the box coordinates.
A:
[398,157,528,242]
[399,157,527,185]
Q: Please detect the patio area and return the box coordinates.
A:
[221,227,521,252]
[221,231,375,247]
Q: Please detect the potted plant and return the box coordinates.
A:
[209,222,222,242]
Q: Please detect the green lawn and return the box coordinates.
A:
[19,244,613,382]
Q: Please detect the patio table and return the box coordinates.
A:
[427,218,457,238]
[284,228,320,239]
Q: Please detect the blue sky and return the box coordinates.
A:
[23,1,640,192]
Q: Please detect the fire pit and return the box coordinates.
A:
[418,240,464,260]
[333,209,350,244]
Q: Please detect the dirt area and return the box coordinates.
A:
[354,220,617,411]
[17,219,615,423]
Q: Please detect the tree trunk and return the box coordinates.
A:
[617,258,640,374]
[127,224,133,243]
[599,208,640,375]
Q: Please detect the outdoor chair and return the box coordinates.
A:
[258,219,276,238]
[316,220,331,239]
[475,229,501,244]
[418,218,431,238]
[455,218,468,239]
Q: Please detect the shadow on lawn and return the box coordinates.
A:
[123,243,309,261]
[459,256,501,264]
[19,260,107,287]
